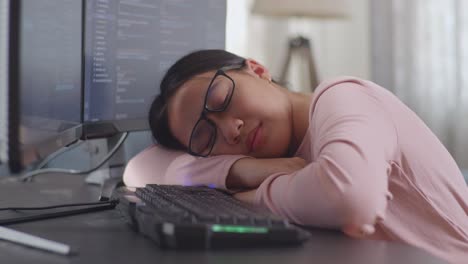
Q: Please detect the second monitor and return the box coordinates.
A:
[83,0,227,138]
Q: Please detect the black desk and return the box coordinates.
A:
[0,174,448,264]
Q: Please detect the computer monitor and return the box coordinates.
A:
[82,0,227,138]
[0,0,83,173]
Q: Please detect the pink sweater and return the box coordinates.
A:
[124,76,468,264]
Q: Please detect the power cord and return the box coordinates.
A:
[18,132,128,182]
[0,200,119,226]
[34,140,85,170]
[0,200,118,211]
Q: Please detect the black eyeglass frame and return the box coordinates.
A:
[188,63,245,157]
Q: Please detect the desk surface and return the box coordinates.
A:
[0,174,448,264]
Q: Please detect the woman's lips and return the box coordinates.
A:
[247,124,262,153]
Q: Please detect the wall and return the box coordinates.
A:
[226,0,370,92]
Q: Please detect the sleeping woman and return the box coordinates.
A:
[123,49,468,264]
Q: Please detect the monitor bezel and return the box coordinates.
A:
[7,0,21,173]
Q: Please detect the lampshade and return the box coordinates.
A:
[251,0,351,18]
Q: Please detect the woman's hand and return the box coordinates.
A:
[233,188,258,204]
[226,157,307,190]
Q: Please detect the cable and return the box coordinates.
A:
[0,201,118,226]
[0,200,118,211]
[18,132,128,182]
[35,140,85,170]
[21,132,128,182]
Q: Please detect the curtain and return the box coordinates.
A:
[372,0,468,170]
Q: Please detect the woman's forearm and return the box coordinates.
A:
[226,157,306,189]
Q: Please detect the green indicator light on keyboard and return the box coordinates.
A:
[211,225,268,234]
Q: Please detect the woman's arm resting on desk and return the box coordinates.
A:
[123,145,248,189]
[124,144,306,191]
[227,157,307,189]
[252,83,397,238]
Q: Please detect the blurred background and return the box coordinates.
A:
[226,0,468,178]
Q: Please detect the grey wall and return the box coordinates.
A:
[0,163,9,176]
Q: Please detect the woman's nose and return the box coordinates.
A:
[229,119,244,144]
[208,114,243,145]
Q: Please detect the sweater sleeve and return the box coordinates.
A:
[254,82,397,238]
[123,144,247,191]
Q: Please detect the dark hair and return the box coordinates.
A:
[149,49,246,151]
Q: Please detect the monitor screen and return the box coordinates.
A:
[83,0,226,138]
[1,0,83,172]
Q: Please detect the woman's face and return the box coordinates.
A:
[167,60,293,158]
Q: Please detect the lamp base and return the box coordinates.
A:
[280,36,319,92]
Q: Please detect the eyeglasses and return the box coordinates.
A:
[188,64,244,157]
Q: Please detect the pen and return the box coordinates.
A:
[0,226,74,256]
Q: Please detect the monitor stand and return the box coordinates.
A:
[85,133,126,186]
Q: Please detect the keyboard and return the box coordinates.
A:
[112,184,310,249]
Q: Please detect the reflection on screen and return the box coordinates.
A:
[84,0,226,122]
[19,0,82,145]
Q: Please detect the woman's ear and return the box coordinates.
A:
[244,59,272,82]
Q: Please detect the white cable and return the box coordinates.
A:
[35,140,85,170]
[18,132,128,182]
